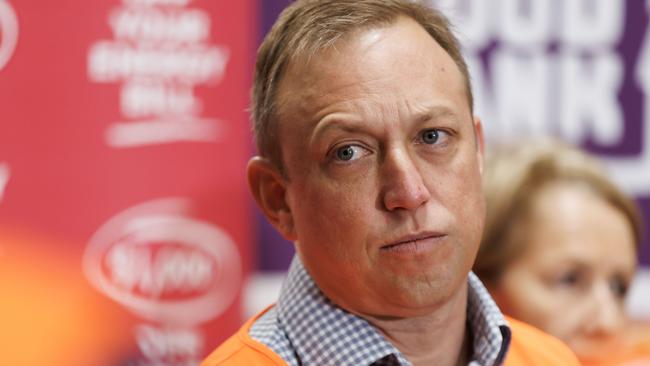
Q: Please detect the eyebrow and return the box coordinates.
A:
[414,106,459,124]
[310,115,369,143]
[311,105,461,141]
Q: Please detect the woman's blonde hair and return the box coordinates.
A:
[474,140,643,286]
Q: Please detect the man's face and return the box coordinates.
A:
[272,17,485,317]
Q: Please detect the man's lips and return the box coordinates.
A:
[380,232,446,253]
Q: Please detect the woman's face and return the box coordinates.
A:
[493,182,637,359]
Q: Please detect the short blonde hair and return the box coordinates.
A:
[474,140,643,286]
[252,0,472,169]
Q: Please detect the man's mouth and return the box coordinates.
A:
[380,232,446,253]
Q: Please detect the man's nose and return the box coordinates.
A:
[380,147,431,211]
[584,281,625,336]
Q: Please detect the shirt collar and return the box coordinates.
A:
[467,272,512,365]
[276,256,510,366]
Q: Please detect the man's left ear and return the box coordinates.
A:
[473,116,485,175]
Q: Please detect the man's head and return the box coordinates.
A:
[248,0,485,318]
[252,0,474,170]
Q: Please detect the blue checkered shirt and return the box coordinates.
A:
[250,256,511,366]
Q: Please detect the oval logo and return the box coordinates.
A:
[0,0,18,71]
[83,198,242,325]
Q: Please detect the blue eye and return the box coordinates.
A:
[421,129,440,144]
[336,145,357,161]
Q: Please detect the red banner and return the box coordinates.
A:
[0,0,255,365]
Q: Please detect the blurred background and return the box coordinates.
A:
[0,0,648,365]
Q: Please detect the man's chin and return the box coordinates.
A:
[375,274,467,314]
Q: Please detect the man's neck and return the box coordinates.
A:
[364,281,470,366]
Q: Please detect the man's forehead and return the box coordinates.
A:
[278,26,384,91]
[283,18,432,73]
[274,17,457,118]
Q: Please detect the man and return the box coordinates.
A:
[202,1,580,365]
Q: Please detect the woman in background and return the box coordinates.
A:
[474,141,650,365]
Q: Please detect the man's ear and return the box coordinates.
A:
[473,116,485,175]
[247,156,297,241]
